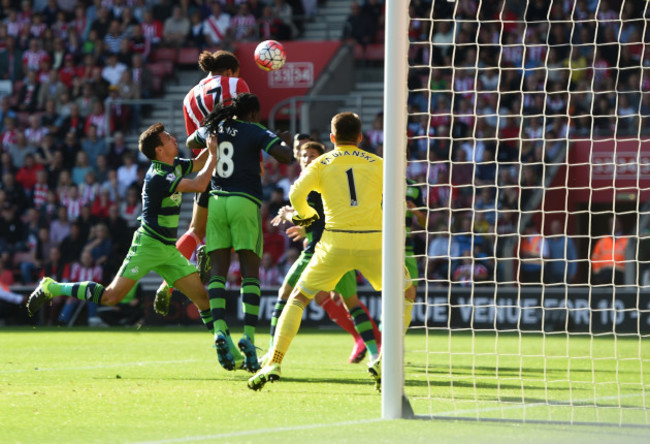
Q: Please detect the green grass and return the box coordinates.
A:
[1,327,648,443]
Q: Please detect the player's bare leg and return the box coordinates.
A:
[248,289,311,390]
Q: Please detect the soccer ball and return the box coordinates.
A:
[254,40,287,72]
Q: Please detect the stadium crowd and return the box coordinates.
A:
[0,0,646,325]
[0,0,311,326]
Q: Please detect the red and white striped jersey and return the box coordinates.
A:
[22,49,48,71]
[70,262,103,283]
[182,74,250,136]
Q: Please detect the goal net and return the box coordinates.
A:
[384,0,650,426]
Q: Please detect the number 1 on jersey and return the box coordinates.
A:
[345,168,358,207]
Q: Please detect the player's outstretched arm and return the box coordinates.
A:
[177,134,218,193]
[268,140,294,164]
[289,165,318,224]
[186,127,209,151]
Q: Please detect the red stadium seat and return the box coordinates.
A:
[176,47,200,67]
[151,47,177,63]
[354,43,385,61]
[147,62,170,78]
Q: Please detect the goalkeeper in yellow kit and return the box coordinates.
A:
[248,112,415,391]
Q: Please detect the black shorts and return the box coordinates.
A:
[194,185,211,208]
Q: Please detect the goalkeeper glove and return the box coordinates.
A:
[292,213,319,227]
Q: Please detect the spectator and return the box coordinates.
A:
[119,185,141,230]
[57,104,85,140]
[116,152,138,198]
[0,36,24,82]
[38,189,59,224]
[163,6,190,47]
[15,69,40,113]
[1,171,28,210]
[141,8,163,45]
[263,219,286,265]
[94,154,111,185]
[84,103,110,139]
[60,183,85,220]
[258,5,284,41]
[20,225,54,284]
[59,221,83,265]
[0,279,29,325]
[24,115,48,149]
[591,215,628,286]
[79,170,100,204]
[85,222,111,268]
[106,85,131,133]
[101,52,127,86]
[273,0,298,40]
[427,221,458,282]
[105,203,131,259]
[22,38,48,73]
[187,10,206,49]
[0,202,28,258]
[91,187,113,220]
[104,19,125,54]
[203,2,232,47]
[71,151,93,186]
[545,219,578,285]
[1,117,18,153]
[89,6,111,40]
[129,23,151,61]
[31,168,49,209]
[519,221,549,284]
[76,204,98,244]
[57,249,106,327]
[39,245,71,325]
[231,3,257,42]
[75,82,99,118]
[259,252,282,288]
[128,55,152,102]
[15,153,43,192]
[41,100,62,136]
[452,251,490,286]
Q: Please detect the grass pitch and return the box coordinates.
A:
[1,327,648,443]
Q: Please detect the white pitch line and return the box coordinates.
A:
[132,419,385,444]
[0,359,202,374]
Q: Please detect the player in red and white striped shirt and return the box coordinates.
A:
[182,51,250,139]
[156,50,251,311]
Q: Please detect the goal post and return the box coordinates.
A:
[382,0,409,420]
[383,0,650,426]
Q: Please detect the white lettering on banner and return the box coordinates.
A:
[591,152,650,180]
[269,62,314,88]
[308,302,325,321]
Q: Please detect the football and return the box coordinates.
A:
[254,40,287,71]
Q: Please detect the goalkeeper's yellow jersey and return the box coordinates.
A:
[289,144,383,232]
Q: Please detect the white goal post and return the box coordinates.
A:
[383,0,650,426]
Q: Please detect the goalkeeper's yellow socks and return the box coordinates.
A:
[404,298,414,334]
[271,298,306,365]
[350,306,379,358]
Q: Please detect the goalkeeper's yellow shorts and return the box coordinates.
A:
[295,230,411,298]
